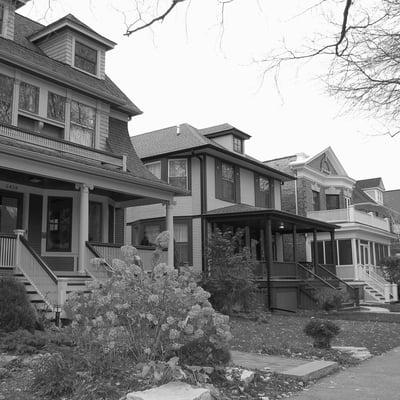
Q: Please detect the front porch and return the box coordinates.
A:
[205,205,354,311]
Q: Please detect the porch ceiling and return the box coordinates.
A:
[206,204,339,233]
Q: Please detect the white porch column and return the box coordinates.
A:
[392,284,398,302]
[165,201,174,267]
[22,193,29,239]
[77,183,91,274]
[102,202,109,243]
[351,238,358,280]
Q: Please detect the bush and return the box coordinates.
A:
[314,287,349,311]
[202,229,258,315]
[304,319,340,349]
[0,276,38,332]
[66,247,232,364]
[382,257,400,284]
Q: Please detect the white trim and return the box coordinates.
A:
[168,158,189,190]
[72,37,100,79]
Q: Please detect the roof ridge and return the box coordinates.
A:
[263,154,297,163]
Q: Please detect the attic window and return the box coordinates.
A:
[233,137,243,153]
[74,41,97,75]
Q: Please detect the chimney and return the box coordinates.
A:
[0,1,29,41]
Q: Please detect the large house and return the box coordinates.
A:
[127,124,345,311]
[265,147,399,303]
[0,1,181,313]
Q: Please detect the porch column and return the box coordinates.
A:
[165,201,174,267]
[292,225,297,263]
[22,193,30,239]
[330,230,337,267]
[102,202,109,243]
[313,229,318,269]
[352,238,359,280]
[77,183,90,274]
[265,218,273,309]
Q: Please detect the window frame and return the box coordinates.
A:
[19,81,40,115]
[326,194,340,210]
[232,136,243,153]
[69,100,96,147]
[74,40,98,76]
[254,174,272,208]
[215,159,240,203]
[312,190,320,211]
[168,158,189,191]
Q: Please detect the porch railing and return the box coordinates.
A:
[0,122,126,171]
[0,234,17,267]
[85,242,113,281]
[18,236,58,309]
[90,243,168,271]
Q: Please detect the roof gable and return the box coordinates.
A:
[199,123,251,140]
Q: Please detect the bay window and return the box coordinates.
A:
[0,73,14,124]
[70,100,96,147]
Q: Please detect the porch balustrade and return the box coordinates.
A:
[307,206,391,232]
[0,122,126,171]
[0,234,17,267]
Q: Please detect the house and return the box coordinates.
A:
[127,123,344,311]
[0,1,182,313]
[265,147,399,303]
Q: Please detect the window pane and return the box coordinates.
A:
[146,162,161,179]
[19,82,39,114]
[317,241,324,263]
[141,224,161,246]
[338,239,353,265]
[326,194,340,210]
[89,202,102,242]
[47,92,66,122]
[222,163,234,182]
[70,101,96,128]
[256,176,270,207]
[174,223,188,242]
[70,124,93,147]
[0,73,14,124]
[169,159,188,189]
[46,197,72,252]
[0,196,19,233]
[312,191,320,211]
[75,41,97,75]
[233,137,242,153]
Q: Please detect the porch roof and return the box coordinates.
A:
[206,204,339,233]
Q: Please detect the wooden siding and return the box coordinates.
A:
[2,1,15,40]
[42,256,74,271]
[99,50,106,79]
[273,179,282,210]
[114,208,124,245]
[98,108,110,151]
[240,168,255,206]
[38,30,73,64]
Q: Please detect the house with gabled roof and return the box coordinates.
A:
[127,124,348,311]
[266,147,399,303]
[0,1,182,314]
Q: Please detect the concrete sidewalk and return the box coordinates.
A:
[290,347,400,399]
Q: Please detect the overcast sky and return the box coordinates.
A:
[20,0,399,190]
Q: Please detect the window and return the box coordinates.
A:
[145,161,161,179]
[255,175,271,207]
[89,201,102,242]
[70,100,96,147]
[0,192,22,234]
[216,160,239,202]
[174,221,191,266]
[326,194,340,210]
[312,191,320,211]
[47,92,66,122]
[233,137,243,153]
[0,73,14,124]
[19,82,39,114]
[338,239,353,265]
[140,223,162,246]
[46,197,72,252]
[168,159,188,190]
[74,41,97,75]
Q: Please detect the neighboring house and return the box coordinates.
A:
[0,1,181,313]
[265,147,399,303]
[127,123,340,311]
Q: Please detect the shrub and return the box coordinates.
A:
[304,319,340,349]
[314,287,349,311]
[382,257,400,284]
[0,276,38,332]
[202,229,258,315]
[66,247,232,364]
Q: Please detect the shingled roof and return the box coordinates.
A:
[4,14,140,116]
[356,178,384,190]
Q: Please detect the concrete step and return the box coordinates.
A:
[279,360,339,381]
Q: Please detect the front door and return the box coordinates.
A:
[0,190,22,234]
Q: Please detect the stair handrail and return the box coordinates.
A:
[358,265,386,295]
[316,264,355,291]
[85,242,114,279]
[368,267,389,285]
[296,262,337,290]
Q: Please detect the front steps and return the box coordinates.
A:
[364,284,387,303]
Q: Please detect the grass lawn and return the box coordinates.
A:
[230,314,400,357]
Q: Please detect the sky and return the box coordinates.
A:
[19,0,400,190]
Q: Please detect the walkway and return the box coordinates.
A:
[290,347,400,399]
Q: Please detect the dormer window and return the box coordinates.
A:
[233,137,243,153]
[74,41,97,75]
[19,82,39,114]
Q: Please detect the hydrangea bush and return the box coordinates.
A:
[66,244,232,364]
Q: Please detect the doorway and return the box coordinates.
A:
[0,190,22,234]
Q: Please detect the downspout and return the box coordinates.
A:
[292,168,298,215]
[193,151,208,273]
